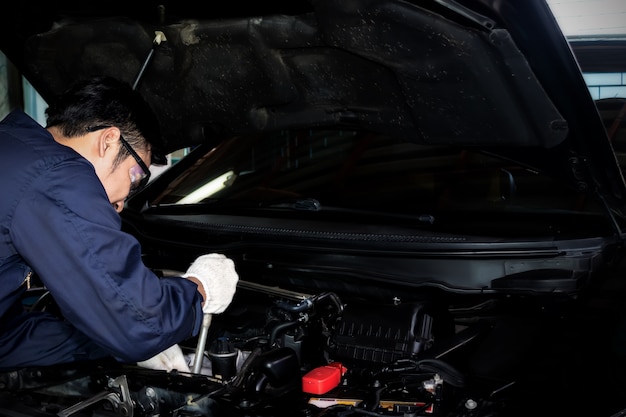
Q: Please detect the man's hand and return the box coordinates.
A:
[182,253,239,314]
[137,344,190,372]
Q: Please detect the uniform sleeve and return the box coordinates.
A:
[9,159,203,362]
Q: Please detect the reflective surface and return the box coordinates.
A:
[150,129,610,237]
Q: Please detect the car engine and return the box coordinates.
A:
[0,276,536,417]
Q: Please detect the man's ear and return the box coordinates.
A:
[98,127,120,158]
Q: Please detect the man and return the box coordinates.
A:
[0,77,238,370]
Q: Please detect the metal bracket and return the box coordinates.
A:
[57,374,134,417]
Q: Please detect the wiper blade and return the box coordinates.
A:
[293,198,321,211]
[256,198,321,211]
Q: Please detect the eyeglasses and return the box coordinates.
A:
[86,125,151,196]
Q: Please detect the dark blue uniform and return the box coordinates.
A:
[0,110,202,369]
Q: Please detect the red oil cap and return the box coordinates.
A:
[302,362,347,394]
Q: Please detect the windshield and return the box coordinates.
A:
[149,129,610,236]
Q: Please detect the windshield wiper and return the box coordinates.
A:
[155,197,436,224]
[295,198,321,211]
[261,198,436,224]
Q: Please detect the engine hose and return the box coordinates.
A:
[365,385,385,411]
[379,357,466,388]
[275,292,343,315]
[275,298,313,313]
[416,358,466,388]
[314,292,344,314]
[269,320,299,345]
[229,346,263,389]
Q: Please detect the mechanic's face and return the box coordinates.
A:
[96,141,151,213]
[84,126,151,213]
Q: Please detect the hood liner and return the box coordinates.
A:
[19,4,566,153]
[1,0,625,211]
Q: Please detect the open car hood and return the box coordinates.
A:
[1,0,625,210]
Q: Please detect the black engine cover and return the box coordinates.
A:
[330,301,454,364]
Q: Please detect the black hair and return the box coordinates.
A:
[45,76,164,166]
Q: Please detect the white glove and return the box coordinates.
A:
[182,253,239,314]
[137,344,190,372]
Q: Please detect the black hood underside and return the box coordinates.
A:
[1,0,625,209]
[9,1,567,151]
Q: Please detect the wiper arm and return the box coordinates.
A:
[154,197,436,224]
[263,198,436,224]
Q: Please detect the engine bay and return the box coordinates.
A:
[0,274,589,416]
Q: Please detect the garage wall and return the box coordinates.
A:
[547,0,626,37]
[0,51,45,125]
[585,72,626,100]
